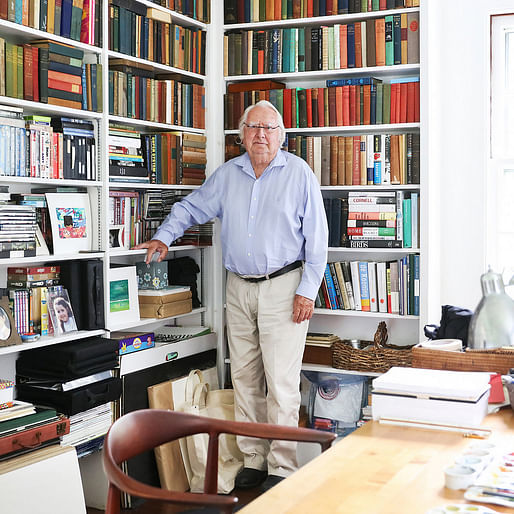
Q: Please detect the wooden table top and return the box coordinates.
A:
[239,408,514,514]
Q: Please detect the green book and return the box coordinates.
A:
[383,83,391,124]
[361,0,368,11]
[384,15,394,66]
[113,6,119,53]
[376,82,383,124]
[298,27,305,72]
[16,45,22,100]
[0,407,58,436]
[290,28,296,73]
[287,0,293,19]
[31,40,84,60]
[259,0,265,22]
[97,63,103,113]
[403,198,412,248]
[5,42,14,98]
[372,0,379,10]
[282,0,287,19]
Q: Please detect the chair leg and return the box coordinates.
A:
[105,485,122,514]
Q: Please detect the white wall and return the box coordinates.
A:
[426,1,514,316]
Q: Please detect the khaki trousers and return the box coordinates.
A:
[226,268,309,477]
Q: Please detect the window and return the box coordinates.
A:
[490,14,514,280]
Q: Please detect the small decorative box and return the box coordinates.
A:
[136,261,168,290]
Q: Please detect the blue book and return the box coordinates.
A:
[319,0,326,16]
[414,254,420,316]
[346,24,355,69]
[393,14,401,65]
[81,65,87,110]
[324,264,339,309]
[39,0,48,31]
[244,0,250,22]
[373,134,382,185]
[143,18,149,60]
[297,28,305,73]
[60,0,73,39]
[282,29,290,73]
[14,0,22,24]
[48,61,83,76]
[403,198,412,248]
[338,0,349,14]
[272,29,280,74]
[290,28,296,73]
[358,262,370,311]
[91,65,97,113]
[155,135,161,184]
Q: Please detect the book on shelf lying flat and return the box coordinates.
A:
[138,286,191,305]
[153,326,212,344]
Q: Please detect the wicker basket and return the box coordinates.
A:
[411,346,514,375]
[331,322,415,373]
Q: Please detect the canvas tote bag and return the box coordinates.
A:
[178,369,243,493]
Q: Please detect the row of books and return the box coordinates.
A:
[0,112,97,181]
[138,0,210,23]
[0,38,102,111]
[225,0,418,23]
[108,67,205,128]
[224,13,419,76]
[0,0,102,46]
[109,190,213,249]
[225,77,419,129]
[318,255,420,316]
[324,191,419,248]
[109,2,206,75]
[108,125,206,185]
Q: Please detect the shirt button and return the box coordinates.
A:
[247,253,251,256]
[253,197,257,200]
[248,234,251,237]
[251,215,254,219]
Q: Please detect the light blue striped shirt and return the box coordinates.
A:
[153,150,328,300]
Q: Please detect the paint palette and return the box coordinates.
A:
[426,505,499,513]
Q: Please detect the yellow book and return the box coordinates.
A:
[401,13,408,65]
[41,287,48,336]
[47,0,55,33]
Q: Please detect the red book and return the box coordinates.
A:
[328,87,337,127]
[342,86,350,126]
[395,83,401,123]
[356,85,361,125]
[390,83,397,124]
[352,136,361,185]
[48,70,82,85]
[354,22,362,68]
[257,31,265,74]
[23,44,33,101]
[274,0,281,20]
[317,87,325,127]
[283,88,292,128]
[320,278,331,308]
[326,0,332,15]
[399,82,408,123]
[237,0,244,22]
[135,78,140,119]
[48,78,82,94]
[335,86,343,126]
[406,82,415,122]
[52,132,59,178]
[340,24,347,69]
[379,0,386,9]
[414,81,420,122]
[363,84,371,125]
[307,0,313,17]
[349,85,357,126]
[306,88,312,127]
[32,47,39,103]
[291,89,297,128]
[0,0,6,19]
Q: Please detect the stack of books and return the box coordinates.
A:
[109,125,149,183]
[181,133,207,185]
[138,286,192,319]
[0,204,37,255]
[303,333,340,366]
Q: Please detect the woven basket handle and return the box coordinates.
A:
[373,322,388,349]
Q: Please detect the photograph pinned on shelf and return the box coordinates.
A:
[108,266,140,329]
[47,287,78,335]
[46,193,92,255]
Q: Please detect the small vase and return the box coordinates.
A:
[467,268,514,349]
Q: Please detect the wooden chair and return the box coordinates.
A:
[103,409,336,514]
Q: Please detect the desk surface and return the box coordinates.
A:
[239,408,514,514]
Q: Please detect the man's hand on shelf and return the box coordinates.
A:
[133,239,169,264]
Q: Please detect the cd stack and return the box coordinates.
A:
[0,204,37,257]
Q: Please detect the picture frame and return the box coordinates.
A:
[35,225,50,256]
[45,193,92,255]
[46,287,78,336]
[109,225,126,249]
[108,266,140,329]
[0,297,21,347]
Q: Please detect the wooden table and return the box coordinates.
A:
[239,408,514,513]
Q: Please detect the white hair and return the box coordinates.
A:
[238,100,286,146]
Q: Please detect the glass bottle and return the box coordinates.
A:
[468,267,514,349]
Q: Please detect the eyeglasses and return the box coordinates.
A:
[243,122,280,132]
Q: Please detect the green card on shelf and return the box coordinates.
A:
[136,261,168,290]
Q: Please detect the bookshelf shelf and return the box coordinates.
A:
[321,184,420,191]
[327,247,420,254]
[224,7,420,30]
[108,181,201,190]
[0,95,103,119]
[112,307,207,331]
[108,115,206,134]
[0,329,106,356]
[0,18,102,54]
[313,308,419,320]
[2,252,105,265]
[108,246,206,258]
[225,123,420,135]
[0,177,102,187]
[134,0,208,29]
[107,51,206,81]
[224,64,420,83]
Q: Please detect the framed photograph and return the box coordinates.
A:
[0,297,21,347]
[109,225,126,249]
[46,193,92,255]
[108,266,140,329]
[47,287,78,336]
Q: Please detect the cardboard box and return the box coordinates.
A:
[110,331,155,355]
[139,299,193,319]
[136,261,168,290]
[371,367,491,427]
[138,286,191,305]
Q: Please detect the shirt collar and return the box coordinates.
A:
[234,151,287,178]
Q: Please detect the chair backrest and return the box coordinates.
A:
[103,409,336,514]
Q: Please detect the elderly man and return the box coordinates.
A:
[135,100,328,491]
